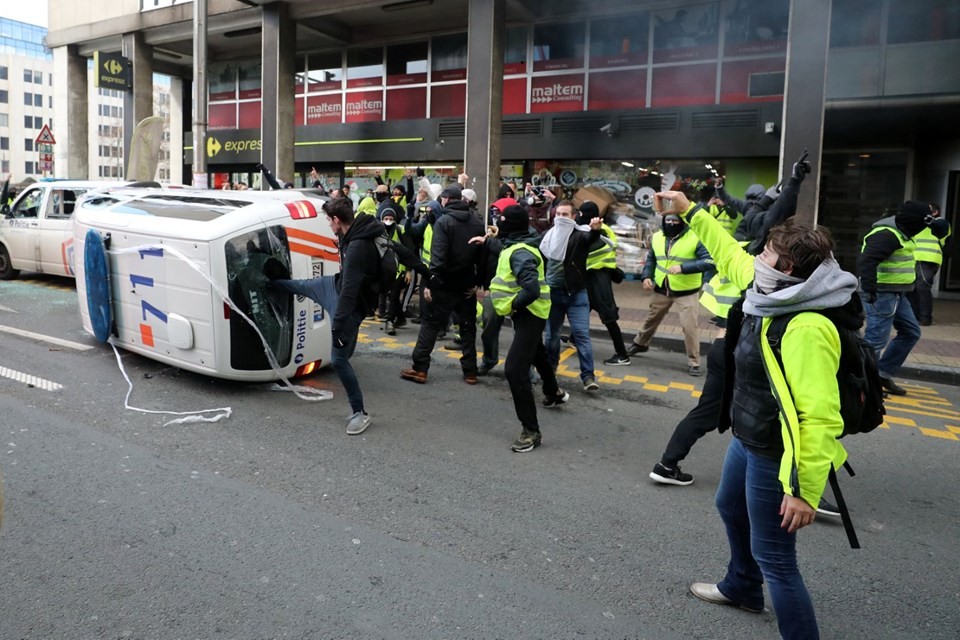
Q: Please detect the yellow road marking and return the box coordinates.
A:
[883,415,917,426]
[947,425,960,434]
[919,427,959,440]
[598,376,622,385]
[624,375,649,384]
[886,405,960,421]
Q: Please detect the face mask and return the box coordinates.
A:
[383,219,395,227]
[375,192,389,203]
[662,222,684,239]
[753,256,803,294]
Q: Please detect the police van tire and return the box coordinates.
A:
[0,245,20,280]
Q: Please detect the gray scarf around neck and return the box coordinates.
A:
[540,216,590,262]
[743,257,858,318]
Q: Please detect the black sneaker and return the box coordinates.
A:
[650,463,694,486]
[542,390,570,408]
[880,376,907,396]
[511,430,542,453]
[816,498,841,517]
[626,344,649,356]
[688,365,702,377]
[603,354,631,366]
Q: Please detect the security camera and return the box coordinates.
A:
[599,124,612,134]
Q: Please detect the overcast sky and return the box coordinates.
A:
[2,2,49,28]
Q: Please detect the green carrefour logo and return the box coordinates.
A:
[207,137,222,157]
[104,59,124,76]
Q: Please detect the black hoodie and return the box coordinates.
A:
[429,199,485,291]
[333,213,384,337]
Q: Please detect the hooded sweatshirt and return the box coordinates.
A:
[541,217,599,292]
[857,214,924,293]
[502,230,545,312]
[429,199,485,291]
[333,213,385,337]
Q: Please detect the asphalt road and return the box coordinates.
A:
[1,274,959,640]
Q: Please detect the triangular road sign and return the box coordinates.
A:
[35,124,56,145]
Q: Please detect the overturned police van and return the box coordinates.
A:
[73,186,338,381]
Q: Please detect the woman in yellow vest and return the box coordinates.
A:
[486,205,568,453]
[658,189,858,639]
[626,213,713,376]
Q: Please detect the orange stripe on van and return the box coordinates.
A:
[289,241,338,258]
[286,227,338,250]
[140,323,155,347]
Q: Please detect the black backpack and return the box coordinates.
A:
[764,303,886,549]
[372,233,399,295]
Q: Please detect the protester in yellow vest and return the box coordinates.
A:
[857,201,934,396]
[907,203,952,327]
[656,189,857,639]
[626,213,713,376]
[485,204,568,453]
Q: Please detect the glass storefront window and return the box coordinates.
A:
[505,27,528,74]
[590,14,649,68]
[830,0,880,47]
[387,41,428,86]
[347,47,384,88]
[209,62,236,101]
[432,33,468,81]
[533,21,586,71]
[888,0,960,44]
[723,0,788,56]
[652,3,719,63]
[308,51,343,92]
[294,55,307,95]
[238,60,262,100]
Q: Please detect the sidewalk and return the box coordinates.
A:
[590,280,960,386]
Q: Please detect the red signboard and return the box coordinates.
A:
[295,97,305,126]
[588,70,647,110]
[387,72,427,87]
[433,69,467,82]
[502,77,527,115]
[530,74,585,113]
[306,95,343,125]
[505,61,526,75]
[590,52,648,69]
[347,77,382,89]
[386,87,427,120]
[430,84,466,118]
[533,57,584,73]
[651,63,716,108]
[344,90,384,122]
[208,103,237,129]
[725,38,787,57]
[238,101,262,129]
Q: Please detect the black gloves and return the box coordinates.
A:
[331,330,347,349]
[416,167,426,178]
[930,217,950,238]
[792,149,812,182]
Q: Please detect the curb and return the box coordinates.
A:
[586,326,959,387]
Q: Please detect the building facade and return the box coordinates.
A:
[44,0,960,291]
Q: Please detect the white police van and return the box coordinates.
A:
[0,180,123,280]
[73,186,338,382]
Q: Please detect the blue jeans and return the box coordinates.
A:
[862,291,921,378]
[272,276,365,414]
[545,288,594,381]
[716,438,819,640]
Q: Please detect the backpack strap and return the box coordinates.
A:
[829,466,861,549]
[764,311,861,549]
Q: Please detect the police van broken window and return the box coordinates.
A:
[225,225,293,371]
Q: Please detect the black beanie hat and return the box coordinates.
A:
[895,200,931,237]
[577,200,600,225]
[497,204,529,237]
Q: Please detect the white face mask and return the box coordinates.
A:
[753,256,802,294]
[383,219,395,227]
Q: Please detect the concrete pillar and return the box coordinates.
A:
[169,76,185,185]
[778,0,832,225]
[122,31,154,177]
[464,0,505,220]
[52,45,88,179]
[261,2,295,188]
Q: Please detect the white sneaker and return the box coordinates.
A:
[346,412,371,435]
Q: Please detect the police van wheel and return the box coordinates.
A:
[0,245,19,280]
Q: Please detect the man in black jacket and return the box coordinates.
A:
[269,197,381,435]
[401,184,485,384]
[541,200,603,391]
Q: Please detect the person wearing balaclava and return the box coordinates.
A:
[717,181,766,218]
[485,205,569,453]
[857,200,934,396]
[578,200,632,366]
[374,184,404,221]
[626,212,713,376]
[376,208,430,336]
